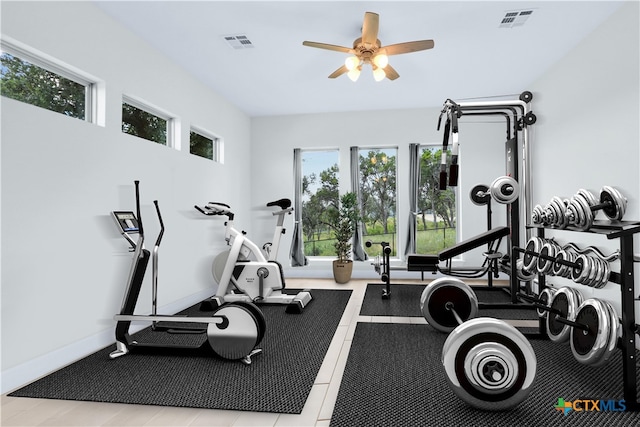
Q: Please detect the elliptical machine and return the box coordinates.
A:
[110,181,265,364]
[195,201,312,314]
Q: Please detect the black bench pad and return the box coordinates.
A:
[407,254,439,271]
[406,226,510,271]
[438,226,509,260]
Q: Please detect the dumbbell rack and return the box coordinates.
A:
[531,219,640,411]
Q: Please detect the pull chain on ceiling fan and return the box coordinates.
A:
[302,11,434,82]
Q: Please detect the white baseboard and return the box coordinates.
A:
[1,289,213,394]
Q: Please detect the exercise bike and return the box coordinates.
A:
[110,181,265,364]
[194,201,313,314]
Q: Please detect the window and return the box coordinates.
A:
[415,146,457,254]
[121,97,170,145]
[190,128,219,161]
[359,148,398,258]
[0,44,93,121]
[300,150,340,256]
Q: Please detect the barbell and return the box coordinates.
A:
[470,176,520,206]
[525,289,621,367]
[517,237,614,289]
[420,278,537,411]
[532,186,627,230]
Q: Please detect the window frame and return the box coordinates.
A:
[1,37,99,124]
[189,125,221,162]
[299,148,341,259]
[357,146,399,259]
[121,94,177,148]
[414,143,460,255]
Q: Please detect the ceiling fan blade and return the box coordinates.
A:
[361,12,379,46]
[383,64,400,80]
[328,65,348,79]
[302,41,353,54]
[383,40,435,56]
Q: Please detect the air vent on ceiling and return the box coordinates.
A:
[499,10,533,28]
[223,34,254,49]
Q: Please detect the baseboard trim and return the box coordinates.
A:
[1,289,213,394]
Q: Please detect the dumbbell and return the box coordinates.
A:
[520,237,563,276]
[532,186,627,230]
[420,278,537,411]
[565,186,627,231]
[470,176,520,205]
[571,298,620,367]
[534,287,557,318]
[516,238,612,289]
[531,197,569,228]
[523,290,619,367]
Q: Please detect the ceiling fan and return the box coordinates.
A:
[302,11,434,82]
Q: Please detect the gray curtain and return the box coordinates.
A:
[404,143,420,257]
[289,149,308,266]
[350,146,368,261]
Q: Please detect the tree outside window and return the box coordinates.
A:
[359,148,397,257]
[121,101,167,145]
[1,52,86,120]
[416,146,457,254]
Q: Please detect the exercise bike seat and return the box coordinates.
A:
[267,198,292,210]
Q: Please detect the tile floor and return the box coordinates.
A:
[2,278,532,426]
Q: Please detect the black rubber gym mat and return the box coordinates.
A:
[9,289,351,414]
[330,322,640,427]
[360,283,538,321]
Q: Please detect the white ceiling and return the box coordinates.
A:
[94,1,624,117]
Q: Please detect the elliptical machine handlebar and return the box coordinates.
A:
[153,200,165,248]
[134,180,144,237]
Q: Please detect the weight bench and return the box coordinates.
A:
[407,226,510,279]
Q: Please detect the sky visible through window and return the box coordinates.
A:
[302,150,338,201]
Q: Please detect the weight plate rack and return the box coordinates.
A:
[530,219,640,411]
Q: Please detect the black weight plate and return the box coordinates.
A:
[421,278,478,333]
[470,184,490,205]
[571,256,586,282]
[600,188,621,220]
[523,238,540,272]
[428,286,473,329]
[547,292,569,338]
[536,288,554,318]
[570,299,610,366]
[571,304,599,356]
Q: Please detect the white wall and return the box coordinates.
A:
[1,0,639,394]
[528,1,639,317]
[1,1,251,392]
[250,109,511,278]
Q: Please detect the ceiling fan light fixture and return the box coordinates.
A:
[347,67,361,82]
[345,56,360,71]
[372,53,388,69]
[373,66,386,82]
